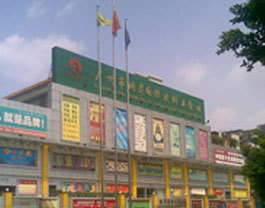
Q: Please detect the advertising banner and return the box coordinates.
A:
[0,105,47,138]
[62,95,80,142]
[212,172,229,183]
[234,174,246,184]
[234,190,247,198]
[170,166,182,179]
[72,199,116,208]
[107,184,129,193]
[138,162,163,177]
[199,130,209,161]
[134,114,147,152]
[106,160,128,173]
[18,180,37,195]
[0,147,37,166]
[153,118,164,153]
[170,123,180,157]
[185,126,195,158]
[90,102,105,144]
[188,169,207,181]
[115,108,128,149]
[191,200,203,208]
[227,201,239,208]
[214,148,244,167]
[53,153,95,171]
[62,182,95,192]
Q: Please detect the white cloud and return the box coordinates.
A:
[176,61,207,87]
[26,1,46,19]
[0,35,84,84]
[57,2,76,17]
[209,107,237,131]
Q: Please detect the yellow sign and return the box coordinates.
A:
[62,95,80,142]
[234,190,247,198]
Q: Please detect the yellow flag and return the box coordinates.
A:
[97,12,113,26]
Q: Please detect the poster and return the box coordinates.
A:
[0,147,37,166]
[227,201,238,208]
[115,108,128,149]
[18,180,37,195]
[62,182,95,192]
[188,169,207,181]
[0,105,47,138]
[170,166,182,179]
[199,130,209,160]
[90,102,105,144]
[107,184,129,193]
[62,95,80,142]
[191,200,203,208]
[106,160,128,173]
[153,118,164,153]
[214,148,244,167]
[212,172,229,183]
[72,199,116,208]
[185,126,195,158]
[134,114,147,152]
[138,162,163,177]
[234,174,246,184]
[170,123,180,156]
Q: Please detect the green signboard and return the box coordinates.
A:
[0,105,47,138]
[131,201,150,208]
[52,47,205,123]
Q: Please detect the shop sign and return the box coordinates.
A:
[52,47,205,124]
[213,189,223,196]
[62,182,95,192]
[0,147,37,167]
[185,126,195,158]
[153,118,164,153]
[0,105,47,138]
[106,160,128,173]
[116,108,128,149]
[170,187,182,197]
[138,162,163,177]
[18,180,37,195]
[191,200,203,208]
[234,190,247,198]
[72,199,116,208]
[199,130,209,161]
[227,201,238,208]
[159,198,186,207]
[170,166,182,179]
[0,176,16,185]
[90,102,105,144]
[107,184,129,193]
[53,153,95,171]
[170,123,180,157]
[191,188,206,195]
[212,172,229,183]
[134,114,147,152]
[214,148,244,167]
[62,95,80,142]
[209,200,226,208]
[131,200,150,208]
[234,174,246,184]
[188,169,207,181]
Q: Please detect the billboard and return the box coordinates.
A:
[170,123,180,157]
[0,105,47,138]
[212,172,229,183]
[185,126,195,158]
[234,174,246,184]
[106,160,128,173]
[107,184,129,193]
[170,166,182,179]
[0,147,37,167]
[214,148,244,167]
[90,102,105,144]
[188,169,207,181]
[199,130,209,161]
[134,114,147,152]
[153,118,164,153]
[18,180,37,195]
[62,95,80,142]
[138,162,163,177]
[115,108,128,149]
[62,182,95,192]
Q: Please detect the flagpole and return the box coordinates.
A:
[125,18,132,208]
[97,4,105,207]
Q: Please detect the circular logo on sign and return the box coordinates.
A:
[69,58,82,75]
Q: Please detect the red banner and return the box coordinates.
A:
[106,184,129,193]
[72,199,116,208]
[214,148,244,167]
[199,130,209,161]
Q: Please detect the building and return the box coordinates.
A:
[0,47,251,208]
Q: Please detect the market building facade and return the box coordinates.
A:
[0,47,252,208]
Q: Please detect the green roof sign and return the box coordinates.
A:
[52,47,205,124]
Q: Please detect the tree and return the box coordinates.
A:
[217,0,265,71]
[211,134,224,145]
[241,130,265,205]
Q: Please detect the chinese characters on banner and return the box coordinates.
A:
[89,102,105,144]
[134,114,147,152]
[106,184,129,193]
[72,199,116,208]
[214,148,244,167]
[62,95,80,142]
[138,162,163,177]
[153,118,164,153]
[185,126,195,158]
[115,109,128,149]
[199,130,209,161]
[0,105,47,138]
[170,123,180,157]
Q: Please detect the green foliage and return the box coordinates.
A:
[241,130,265,205]
[211,135,224,145]
[217,0,265,71]
[230,139,238,148]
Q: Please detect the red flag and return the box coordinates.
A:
[112,8,121,36]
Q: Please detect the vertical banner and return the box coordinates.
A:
[170,123,180,157]
[199,130,209,161]
[116,108,128,149]
[134,114,147,152]
[153,118,164,153]
[62,95,80,142]
[185,126,195,158]
[89,102,105,144]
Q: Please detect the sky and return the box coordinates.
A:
[0,0,265,132]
